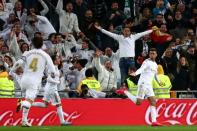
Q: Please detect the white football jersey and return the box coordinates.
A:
[135,58,158,86]
[22,49,55,84]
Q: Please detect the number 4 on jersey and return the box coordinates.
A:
[29,58,38,72]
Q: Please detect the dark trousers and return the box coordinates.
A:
[119,57,135,84]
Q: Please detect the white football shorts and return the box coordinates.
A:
[43,84,61,105]
[136,82,155,99]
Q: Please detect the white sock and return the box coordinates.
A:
[32,102,47,108]
[57,106,65,123]
[124,90,137,104]
[150,106,157,123]
[21,101,31,122]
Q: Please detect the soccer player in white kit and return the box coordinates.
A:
[10,37,56,127]
[116,48,162,126]
[32,54,71,126]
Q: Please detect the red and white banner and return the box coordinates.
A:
[0,99,196,126]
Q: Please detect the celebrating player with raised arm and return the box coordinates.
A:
[10,37,56,127]
[116,48,162,126]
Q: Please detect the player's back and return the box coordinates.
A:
[22,49,51,83]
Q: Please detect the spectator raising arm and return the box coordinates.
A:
[38,0,49,16]
[56,0,64,15]
[94,24,120,41]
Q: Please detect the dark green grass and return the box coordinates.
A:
[0,126,197,131]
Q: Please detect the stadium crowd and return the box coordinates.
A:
[0,0,196,98]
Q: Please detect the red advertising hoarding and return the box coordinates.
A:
[0,99,196,126]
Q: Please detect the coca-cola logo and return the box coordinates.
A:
[0,111,81,126]
[145,100,197,125]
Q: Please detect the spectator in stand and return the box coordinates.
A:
[24,16,39,40]
[56,0,83,36]
[27,0,49,16]
[61,34,82,58]
[0,44,9,55]
[9,27,29,60]
[152,0,171,18]
[2,22,29,46]
[102,47,121,87]
[172,56,191,91]
[1,13,17,32]
[20,42,29,53]
[105,1,126,27]
[134,7,152,25]
[73,0,88,27]
[42,33,56,53]
[181,28,196,51]
[187,16,196,33]
[49,33,81,59]
[138,0,155,14]
[169,10,187,39]
[13,1,27,27]
[176,3,190,20]
[95,23,157,83]
[184,45,196,91]
[67,58,87,97]
[25,13,56,40]
[3,55,14,69]
[0,1,12,24]
[135,34,153,68]
[92,49,117,92]
[76,39,94,68]
[161,47,178,82]
[86,0,107,24]
[80,9,97,44]
[152,13,165,28]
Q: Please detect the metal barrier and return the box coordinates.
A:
[12,89,197,98]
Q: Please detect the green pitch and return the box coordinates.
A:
[0,126,197,131]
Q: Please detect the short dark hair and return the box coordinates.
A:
[48,33,56,40]
[149,48,157,52]
[20,42,29,51]
[34,32,42,36]
[85,68,93,77]
[32,37,43,49]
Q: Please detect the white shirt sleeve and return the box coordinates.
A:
[133,30,152,40]
[39,0,49,16]
[73,14,81,33]
[92,57,104,73]
[135,60,148,76]
[101,29,120,41]
[56,0,64,15]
